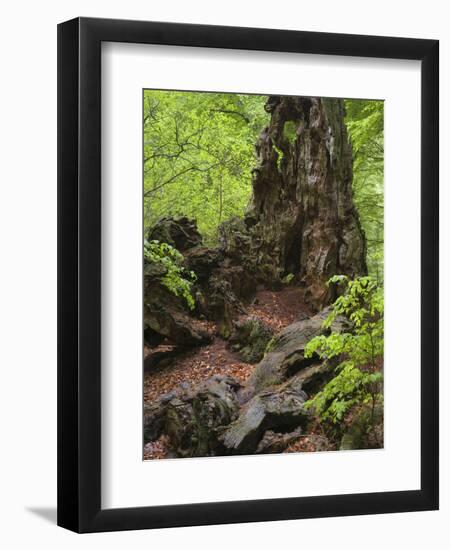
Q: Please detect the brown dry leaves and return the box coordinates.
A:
[143,287,318,460]
[143,435,170,460]
[144,337,254,404]
[144,288,314,406]
[248,287,313,332]
[284,435,334,453]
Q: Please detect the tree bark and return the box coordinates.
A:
[243,96,367,309]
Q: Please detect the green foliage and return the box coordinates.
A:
[272,143,284,171]
[304,275,383,425]
[144,239,197,310]
[143,91,383,278]
[283,120,297,144]
[345,100,384,281]
[281,273,295,285]
[143,90,268,243]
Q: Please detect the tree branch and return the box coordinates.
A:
[210,109,250,123]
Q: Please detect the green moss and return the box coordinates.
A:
[283,120,298,144]
[219,319,232,340]
[281,273,294,285]
[264,336,277,354]
[272,144,284,171]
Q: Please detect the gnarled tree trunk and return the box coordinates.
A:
[241,96,367,309]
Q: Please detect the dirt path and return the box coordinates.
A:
[143,286,316,458]
[247,286,313,331]
[144,337,254,405]
[144,286,313,402]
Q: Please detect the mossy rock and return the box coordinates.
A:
[220,374,309,454]
[339,404,384,450]
[242,307,351,399]
[149,216,202,252]
[145,375,241,458]
[229,316,273,363]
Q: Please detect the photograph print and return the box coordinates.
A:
[143,90,384,460]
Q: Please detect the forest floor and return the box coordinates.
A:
[143,286,327,459]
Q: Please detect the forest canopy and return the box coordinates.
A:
[143,91,269,242]
[143,90,383,277]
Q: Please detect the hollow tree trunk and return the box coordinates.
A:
[245,96,367,309]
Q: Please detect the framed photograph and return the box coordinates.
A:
[57,17,439,533]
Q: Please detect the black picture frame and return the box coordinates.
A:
[57,16,439,533]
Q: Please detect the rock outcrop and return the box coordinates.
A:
[148,216,202,252]
[242,307,350,398]
[219,374,309,454]
[144,375,241,457]
[229,316,273,363]
[143,270,211,348]
[144,306,352,457]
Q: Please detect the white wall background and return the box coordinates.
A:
[0,0,447,547]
